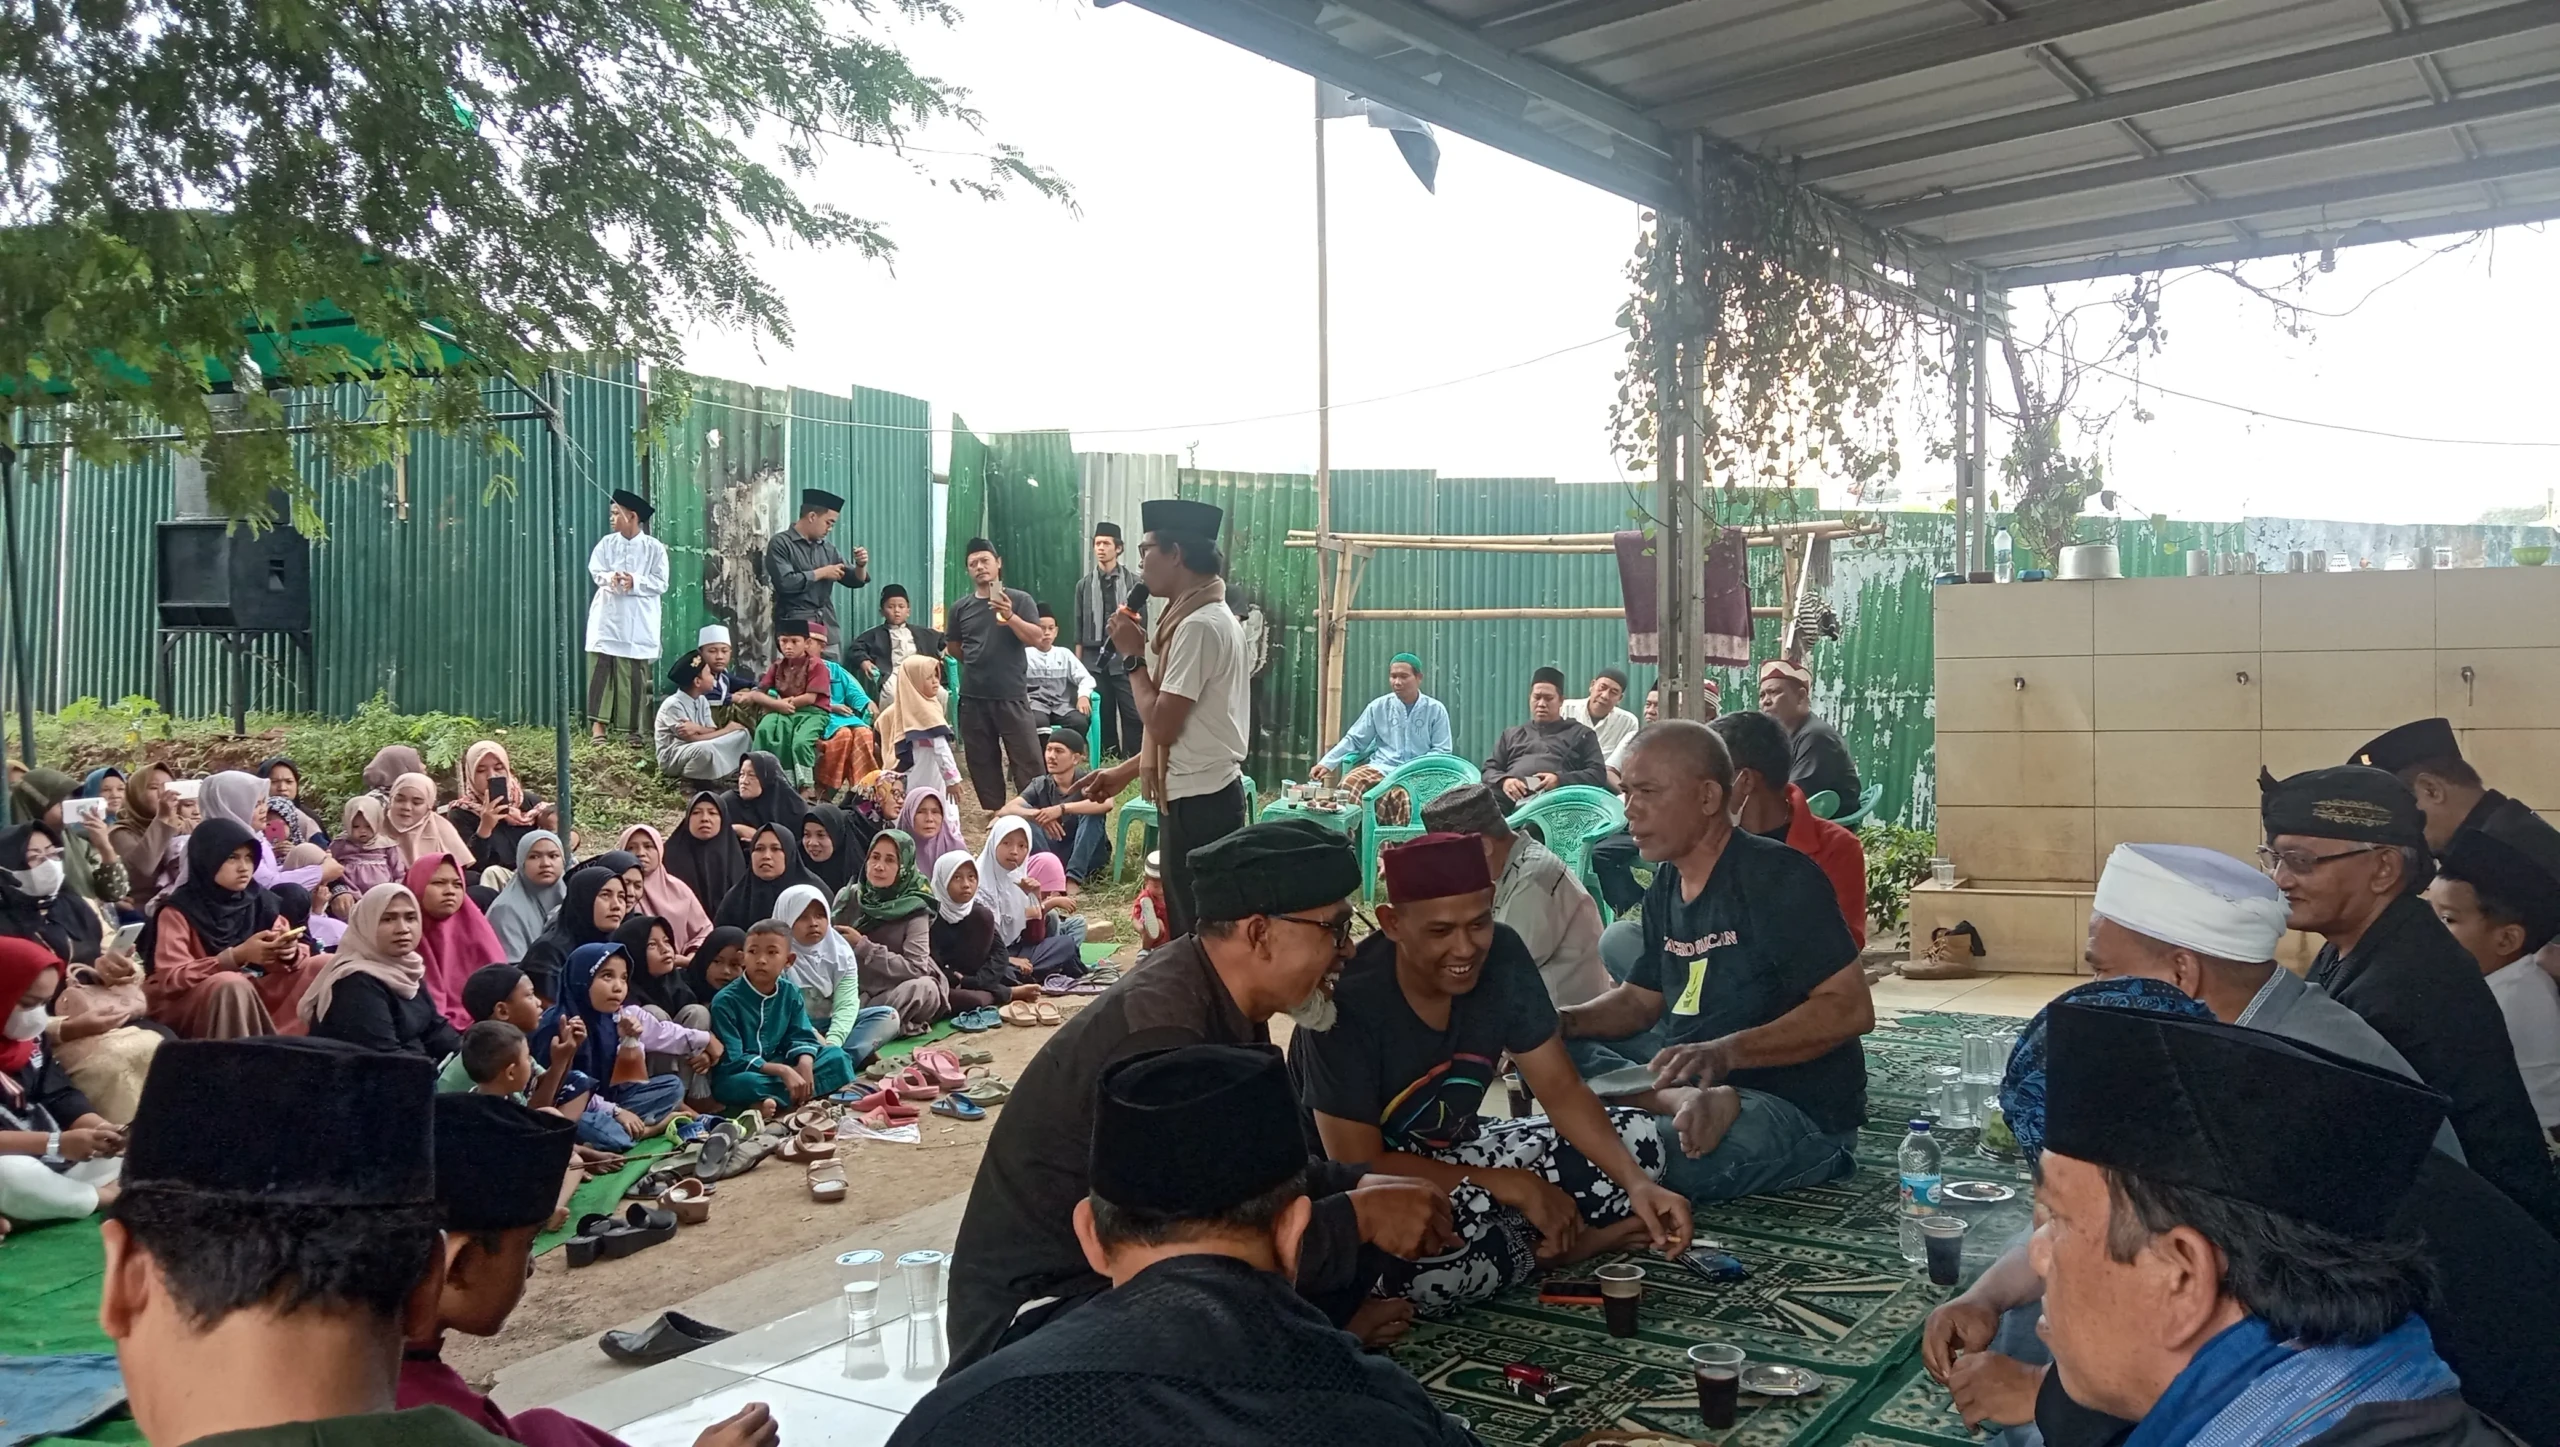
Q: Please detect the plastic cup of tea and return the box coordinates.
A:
[1688,1343,1746,1429]
[1929,857,1956,887]
[897,1249,947,1316]
[837,1250,884,1329]
[1920,1215,1969,1286]
[1596,1262,1645,1339]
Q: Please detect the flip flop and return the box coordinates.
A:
[808,1159,847,1202]
[959,1076,1012,1106]
[692,1129,735,1182]
[600,1311,734,1365]
[618,1203,678,1254]
[573,1211,646,1261]
[912,1048,966,1089]
[930,1094,986,1121]
[951,1044,995,1066]
[1041,974,1077,996]
[778,1124,837,1163]
[1034,1002,1064,1026]
[890,1066,942,1100]
[662,1178,712,1226]
[1000,1002,1039,1028]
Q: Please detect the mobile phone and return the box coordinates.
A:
[111,921,144,952]
[63,797,107,826]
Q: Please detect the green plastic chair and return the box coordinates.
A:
[1505,785,1626,897]
[1358,755,1483,901]
[1114,774,1255,883]
[1831,782,1885,830]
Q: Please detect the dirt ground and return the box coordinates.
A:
[445,779,1150,1390]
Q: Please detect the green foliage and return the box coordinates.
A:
[1610,156,1934,503]
[35,695,689,842]
[0,0,1071,529]
[1860,821,1938,929]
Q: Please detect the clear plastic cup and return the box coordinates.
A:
[837,1250,884,1330]
[1920,1215,1969,1286]
[897,1249,947,1317]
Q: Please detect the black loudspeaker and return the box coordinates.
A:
[155,518,312,631]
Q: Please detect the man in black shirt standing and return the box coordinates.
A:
[947,537,1047,811]
[1559,720,1873,1204]
[764,489,868,658]
[1757,659,1860,806]
[1293,833,1689,1316]
[2263,764,2560,1236]
[1075,521,1144,761]
[945,819,1457,1373]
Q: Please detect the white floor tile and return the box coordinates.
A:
[761,1313,950,1415]
[617,1378,907,1447]
[692,1298,872,1375]
[543,1359,747,1432]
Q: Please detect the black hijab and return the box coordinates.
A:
[663,792,747,922]
[139,818,279,966]
[720,752,808,838]
[682,925,746,1007]
[714,823,824,931]
[614,913,689,1014]
[519,864,623,1002]
[801,804,859,897]
[0,823,100,964]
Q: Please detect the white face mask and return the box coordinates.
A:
[3,1004,48,1041]
[11,859,63,899]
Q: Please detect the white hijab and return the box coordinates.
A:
[929,853,979,926]
[974,817,1036,946]
[773,882,850,994]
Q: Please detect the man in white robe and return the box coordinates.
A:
[586,489,669,740]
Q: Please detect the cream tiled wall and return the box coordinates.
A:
[1935,570,2560,891]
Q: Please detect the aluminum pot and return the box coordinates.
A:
[2056,543,2122,580]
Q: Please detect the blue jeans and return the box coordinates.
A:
[1033,812,1112,884]
[1656,1088,1859,1203]
[1568,917,1667,1077]
[576,1074,689,1151]
[837,1004,902,1067]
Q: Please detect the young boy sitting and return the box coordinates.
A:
[401,1094,777,1447]
[2426,826,2560,1136]
[461,1021,534,1100]
[708,920,856,1114]
[444,964,623,1181]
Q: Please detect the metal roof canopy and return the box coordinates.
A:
[1125,0,2560,290]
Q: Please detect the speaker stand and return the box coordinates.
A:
[155,628,317,734]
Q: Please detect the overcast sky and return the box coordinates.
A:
[679,0,2560,528]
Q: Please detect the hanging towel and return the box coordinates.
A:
[1614,530,1658,663]
[1702,526,1752,666]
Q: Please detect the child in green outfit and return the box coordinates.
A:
[710,921,856,1113]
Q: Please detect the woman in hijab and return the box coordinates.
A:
[140,818,315,1039]
[772,882,882,1051]
[75,767,126,820]
[713,823,824,932]
[383,772,475,874]
[681,926,749,1009]
[404,853,508,1031]
[301,882,459,1060]
[517,866,628,1004]
[620,824,711,954]
[614,913,717,1103]
[326,795,404,919]
[363,745,426,796]
[0,937,127,1223]
[800,804,859,900]
[12,768,129,913]
[845,769,903,851]
[843,831,945,1034]
[898,785,967,880]
[254,757,328,846]
[928,854,1031,1014]
[185,772,337,932]
[719,751,808,846]
[530,941,703,1150]
[871,654,960,801]
[0,823,105,964]
[109,763,175,908]
[975,816,1083,980]
[444,740,548,876]
[484,830,568,961]
[662,793,746,921]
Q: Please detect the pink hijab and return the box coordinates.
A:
[620,824,711,955]
[405,852,509,1029]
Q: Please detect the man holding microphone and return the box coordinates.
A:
[948,538,1048,811]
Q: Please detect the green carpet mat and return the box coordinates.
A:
[531,1134,679,1258]
[0,1217,112,1358]
[1392,1011,2035,1447]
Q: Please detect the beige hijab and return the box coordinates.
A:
[872,654,949,744]
[385,772,475,870]
[299,883,425,1025]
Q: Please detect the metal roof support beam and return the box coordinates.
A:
[1125,0,1679,204]
[1800,0,2560,181]
[1478,0,1702,53]
[1876,79,2560,224]
[1652,0,2223,127]
[1314,0,1672,160]
[1952,142,2560,259]
[1991,198,2560,285]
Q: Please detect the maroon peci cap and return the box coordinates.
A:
[1380,832,1493,905]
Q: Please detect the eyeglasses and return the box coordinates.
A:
[2257,844,2386,876]
[1272,911,1365,951]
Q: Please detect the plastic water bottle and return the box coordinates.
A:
[1898,1119,1942,1263]
[1992,527,2014,584]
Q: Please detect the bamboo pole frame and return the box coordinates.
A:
[1345,606,1787,620]
[1285,519,1883,551]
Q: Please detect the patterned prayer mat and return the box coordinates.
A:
[1393,1011,2038,1447]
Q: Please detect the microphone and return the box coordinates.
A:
[1124,583,1151,613]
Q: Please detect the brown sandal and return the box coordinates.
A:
[1903,920,1986,981]
[662,1177,711,1226]
[807,1160,846,1202]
